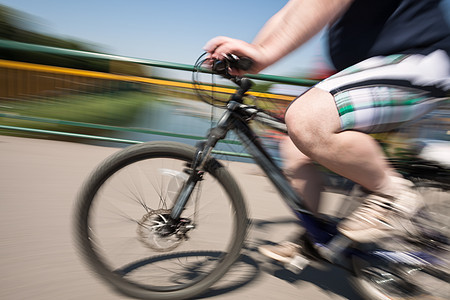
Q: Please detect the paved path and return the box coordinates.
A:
[0,135,363,300]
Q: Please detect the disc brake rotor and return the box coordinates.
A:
[137,209,185,252]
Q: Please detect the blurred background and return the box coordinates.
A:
[0,0,449,159]
[0,2,448,300]
[0,1,308,161]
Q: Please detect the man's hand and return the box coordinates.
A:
[204,36,269,76]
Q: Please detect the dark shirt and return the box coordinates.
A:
[328,0,450,71]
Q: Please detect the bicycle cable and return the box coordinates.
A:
[192,53,288,133]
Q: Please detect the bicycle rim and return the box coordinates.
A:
[76,142,248,299]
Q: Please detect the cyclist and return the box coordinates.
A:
[205,0,450,261]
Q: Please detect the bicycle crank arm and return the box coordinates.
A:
[284,254,311,274]
[318,234,353,264]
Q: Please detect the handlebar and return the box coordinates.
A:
[212,54,253,75]
[193,53,286,132]
[210,55,254,98]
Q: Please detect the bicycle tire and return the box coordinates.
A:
[75,141,248,300]
[351,179,450,300]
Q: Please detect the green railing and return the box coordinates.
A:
[0,39,319,85]
[1,39,448,161]
[0,39,319,159]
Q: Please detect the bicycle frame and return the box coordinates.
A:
[224,101,341,246]
[75,58,448,300]
[173,74,447,275]
[169,98,352,262]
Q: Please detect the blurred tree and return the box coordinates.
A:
[0,4,144,76]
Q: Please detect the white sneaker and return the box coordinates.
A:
[258,241,301,263]
[338,176,423,243]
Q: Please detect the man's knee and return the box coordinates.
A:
[279,136,312,169]
[284,88,340,154]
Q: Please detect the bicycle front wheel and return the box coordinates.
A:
[75,141,248,300]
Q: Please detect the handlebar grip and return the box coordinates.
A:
[212,55,254,74]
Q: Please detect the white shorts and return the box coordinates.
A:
[315,50,450,133]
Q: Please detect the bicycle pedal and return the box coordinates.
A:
[318,234,352,263]
[284,254,310,274]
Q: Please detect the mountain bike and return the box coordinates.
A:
[75,54,450,300]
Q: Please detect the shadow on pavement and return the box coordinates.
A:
[202,217,364,300]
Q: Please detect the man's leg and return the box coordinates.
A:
[258,86,421,261]
[284,87,392,193]
[258,134,326,262]
[279,136,323,214]
[284,87,422,242]
[260,51,446,255]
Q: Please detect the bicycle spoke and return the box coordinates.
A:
[77,143,247,299]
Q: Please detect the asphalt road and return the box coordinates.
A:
[0,135,363,300]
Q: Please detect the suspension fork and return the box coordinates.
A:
[169,107,235,220]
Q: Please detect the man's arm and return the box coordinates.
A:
[205,0,353,74]
[252,0,353,66]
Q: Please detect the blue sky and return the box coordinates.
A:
[1,0,450,78]
[0,0,328,77]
